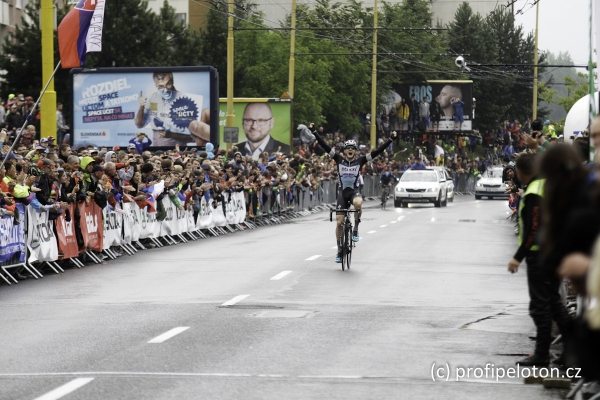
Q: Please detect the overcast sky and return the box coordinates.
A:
[513,0,592,65]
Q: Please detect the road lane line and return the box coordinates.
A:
[270,271,292,280]
[305,255,322,261]
[379,224,387,228]
[148,327,190,344]
[389,220,397,224]
[221,294,249,307]
[331,246,338,249]
[33,378,94,400]
[397,216,405,221]
[430,217,436,222]
[367,230,376,234]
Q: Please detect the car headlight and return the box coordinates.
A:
[476,182,483,188]
[396,187,405,192]
[426,188,434,192]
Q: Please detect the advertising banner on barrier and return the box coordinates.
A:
[55,204,79,259]
[139,209,161,239]
[0,204,26,263]
[160,198,179,236]
[79,201,104,252]
[212,201,227,227]
[225,192,246,225]
[122,202,142,243]
[27,207,59,263]
[196,197,213,229]
[103,207,123,250]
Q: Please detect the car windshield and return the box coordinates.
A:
[401,171,437,182]
[483,168,503,178]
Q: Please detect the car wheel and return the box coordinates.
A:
[434,193,441,208]
[449,193,454,202]
[475,195,481,200]
[394,199,401,208]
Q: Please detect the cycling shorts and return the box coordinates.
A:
[336,187,361,211]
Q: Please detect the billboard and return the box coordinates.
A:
[218,98,292,158]
[72,67,219,148]
[389,80,473,132]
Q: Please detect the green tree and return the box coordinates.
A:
[559,73,589,113]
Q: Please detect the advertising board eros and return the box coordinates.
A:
[72,67,219,148]
[387,80,473,132]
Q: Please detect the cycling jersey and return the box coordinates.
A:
[380,172,394,186]
[313,132,393,191]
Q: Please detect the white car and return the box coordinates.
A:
[475,167,509,200]
[394,169,448,208]
[429,166,454,203]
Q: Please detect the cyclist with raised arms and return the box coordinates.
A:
[311,124,397,263]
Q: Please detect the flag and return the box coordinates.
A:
[57,0,106,69]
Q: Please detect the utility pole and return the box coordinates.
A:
[288,0,297,99]
[40,0,56,140]
[532,0,540,120]
[370,0,378,149]
[226,0,235,150]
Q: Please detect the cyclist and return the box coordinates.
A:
[311,124,397,262]
[380,165,395,207]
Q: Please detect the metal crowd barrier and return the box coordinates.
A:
[452,172,477,195]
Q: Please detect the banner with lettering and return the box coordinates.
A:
[103,206,123,250]
[54,204,79,259]
[27,207,59,263]
[195,196,214,229]
[160,197,179,236]
[139,209,161,239]
[0,204,26,263]
[78,201,104,252]
[122,202,142,243]
[212,200,227,227]
[225,192,246,225]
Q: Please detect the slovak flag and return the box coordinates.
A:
[57,0,106,69]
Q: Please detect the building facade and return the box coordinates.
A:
[0,0,29,46]
[429,0,498,26]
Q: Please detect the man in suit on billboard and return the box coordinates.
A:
[236,103,290,159]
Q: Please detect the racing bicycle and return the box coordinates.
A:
[330,208,359,271]
[380,185,391,210]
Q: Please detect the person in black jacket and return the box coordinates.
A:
[508,153,571,367]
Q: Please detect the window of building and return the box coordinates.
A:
[175,12,187,26]
[0,1,10,26]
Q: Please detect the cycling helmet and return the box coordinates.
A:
[343,139,358,149]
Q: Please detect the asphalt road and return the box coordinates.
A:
[0,196,567,400]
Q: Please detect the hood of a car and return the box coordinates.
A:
[396,181,439,190]
[477,177,504,186]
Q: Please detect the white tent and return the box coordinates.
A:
[563,92,599,141]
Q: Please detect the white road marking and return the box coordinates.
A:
[367,230,376,234]
[270,271,292,280]
[221,294,249,307]
[397,216,405,221]
[331,246,338,249]
[148,327,190,344]
[379,225,387,228]
[430,217,436,222]
[305,255,322,261]
[390,220,397,224]
[33,378,94,400]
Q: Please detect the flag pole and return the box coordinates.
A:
[1,61,62,170]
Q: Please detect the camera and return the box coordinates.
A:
[455,55,471,72]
